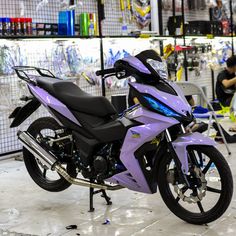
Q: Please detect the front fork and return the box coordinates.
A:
[165,125,191,188]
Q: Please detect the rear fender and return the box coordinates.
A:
[172,132,216,174]
[9,98,41,128]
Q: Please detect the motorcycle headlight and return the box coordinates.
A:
[144,96,181,118]
[147,59,168,80]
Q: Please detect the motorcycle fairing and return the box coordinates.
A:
[122,56,151,74]
[106,107,179,193]
[130,82,192,117]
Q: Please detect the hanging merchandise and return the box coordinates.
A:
[81,71,96,86]
[208,40,232,70]
[206,0,217,8]
[58,0,82,9]
[186,53,201,77]
[106,48,130,68]
[0,46,13,75]
[0,43,27,75]
[19,1,25,16]
[0,82,12,111]
[51,42,70,78]
[222,0,230,18]
[175,0,188,12]
[120,0,128,35]
[127,0,133,24]
[210,0,229,21]
[133,0,151,29]
[104,46,131,89]
[66,43,83,76]
[38,48,50,69]
[36,0,49,12]
[80,67,102,87]
[163,44,175,60]
[162,0,172,11]
[176,63,183,81]
[218,41,232,65]
[233,1,236,14]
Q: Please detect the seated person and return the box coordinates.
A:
[216,55,236,106]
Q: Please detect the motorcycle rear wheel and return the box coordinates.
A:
[23,117,77,192]
[158,145,233,225]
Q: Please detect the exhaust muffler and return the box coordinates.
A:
[18,131,122,191]
[18,131,58,170]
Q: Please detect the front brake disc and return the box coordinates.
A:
[173,166,207,204]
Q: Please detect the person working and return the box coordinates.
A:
[216,55,236,106]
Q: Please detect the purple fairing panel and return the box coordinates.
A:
[122,56,151,74]
[172,132,216,174]
[28,84,81,126]
[106,107,179,193]
[130,82,192,117]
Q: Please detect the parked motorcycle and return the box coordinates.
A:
[10,50,233,225]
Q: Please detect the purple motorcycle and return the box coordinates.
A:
[10,50,233,225]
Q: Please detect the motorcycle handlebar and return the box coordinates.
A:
[95,68,117,76]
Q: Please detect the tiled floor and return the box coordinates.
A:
[0,121,236,236]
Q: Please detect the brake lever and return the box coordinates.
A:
[103,73,116,80]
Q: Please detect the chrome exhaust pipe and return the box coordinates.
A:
[54,165,123,190]
[18,131,57,170]
[18,131,123,191]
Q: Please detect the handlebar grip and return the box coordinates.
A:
[96,68,116,76]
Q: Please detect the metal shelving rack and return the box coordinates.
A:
[0,0,235,157]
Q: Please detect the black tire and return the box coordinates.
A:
[158,145,233,225]
[23,117,77,192]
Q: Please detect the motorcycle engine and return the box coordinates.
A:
[81,143,121,181]
[93,156,108,176]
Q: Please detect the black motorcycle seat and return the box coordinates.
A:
[35,77,117,117]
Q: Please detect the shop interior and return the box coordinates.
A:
[1,0,236,235]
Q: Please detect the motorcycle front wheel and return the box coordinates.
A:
[158,145,233,225]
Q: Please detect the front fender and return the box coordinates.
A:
[172,132,216,174]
